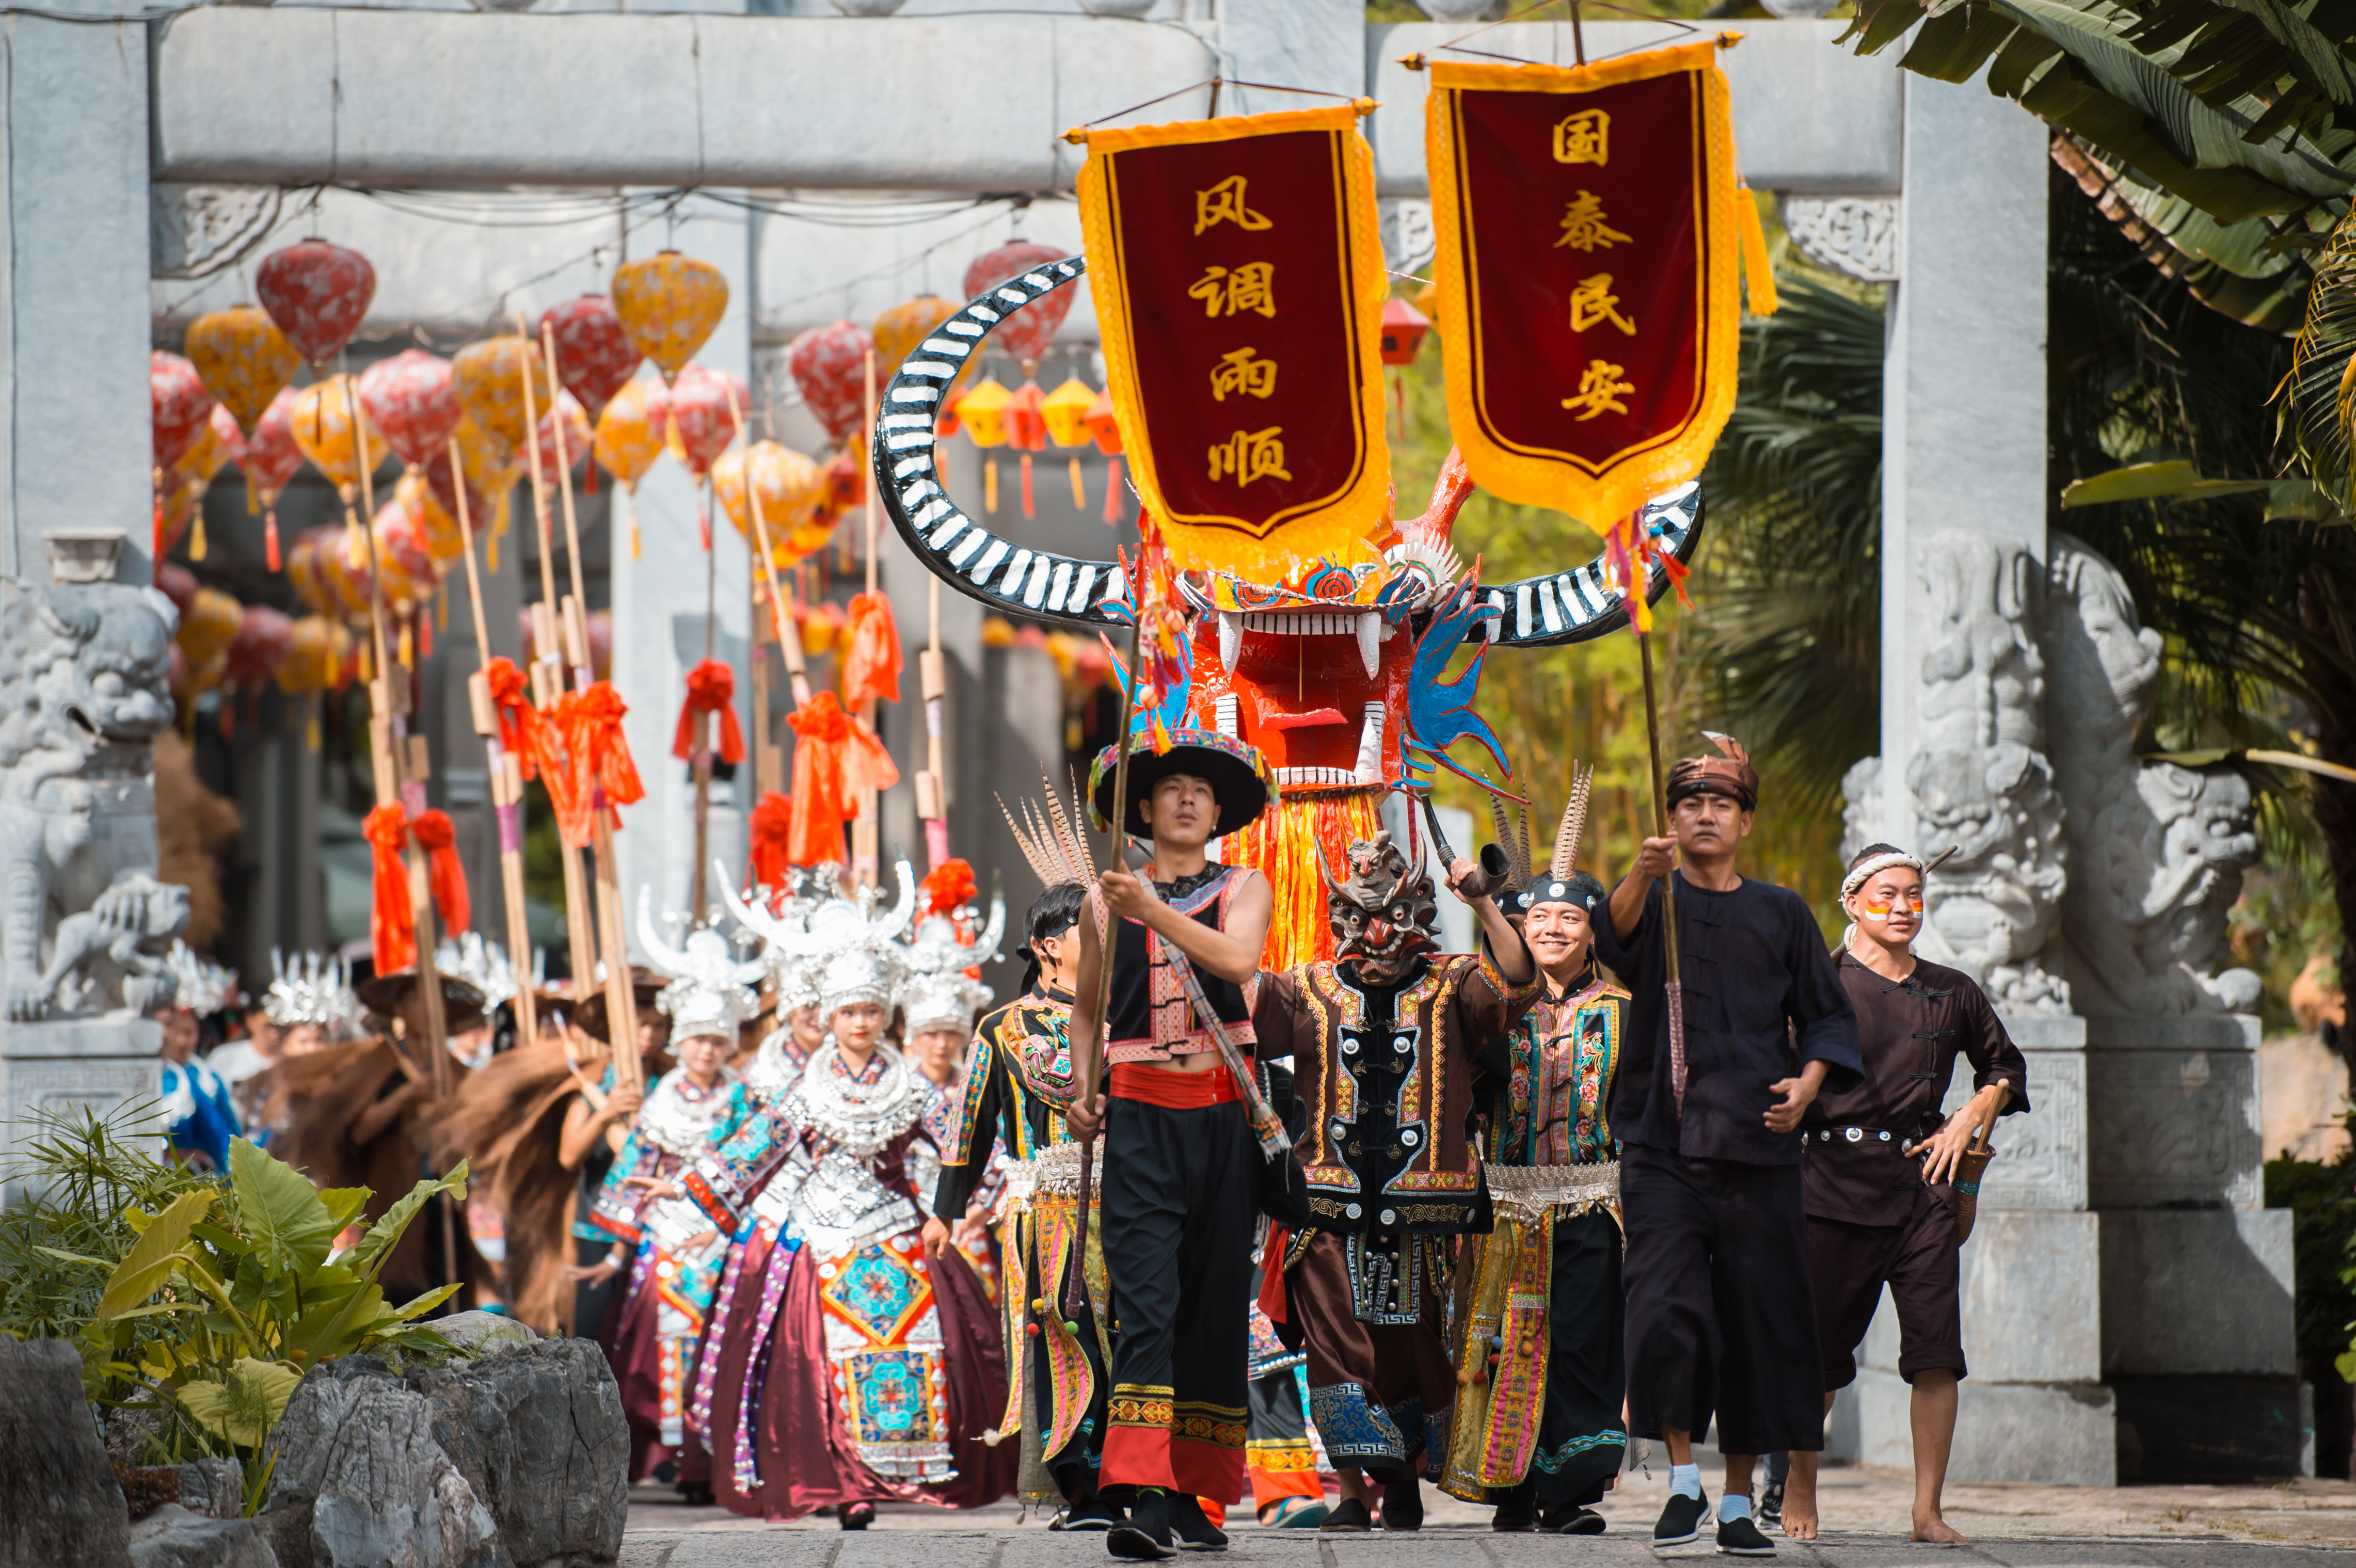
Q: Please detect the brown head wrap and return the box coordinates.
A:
[1665,731,1759,812]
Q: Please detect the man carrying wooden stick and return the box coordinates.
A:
[1594,733,1861,1558]
[1064,730,1278,1562]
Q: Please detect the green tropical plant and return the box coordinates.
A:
[8,1110,467,1513]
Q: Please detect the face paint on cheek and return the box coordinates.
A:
[1860,899,1894,922]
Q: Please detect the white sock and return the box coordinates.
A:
[1718,1491,1753,1522]
[1669,1463,1701,1500]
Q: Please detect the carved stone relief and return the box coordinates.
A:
[1944,1046,2088,1211]
[1780,195,1899,282]
[150,184,281,282]
[1381,199,1437,280]
[2086,1049,2264,1210]
[1907,530,2071,1014]
[2044,535,2261,1015]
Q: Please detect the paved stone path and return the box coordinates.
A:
[623,1464,2356,1567]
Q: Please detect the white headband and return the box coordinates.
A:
[1840,850,1925,903]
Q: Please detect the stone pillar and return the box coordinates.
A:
[613,198,754,951]
[0,7,154,584]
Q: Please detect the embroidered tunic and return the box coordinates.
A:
[933,983,1078,1219]
[1104,866,1257,1065]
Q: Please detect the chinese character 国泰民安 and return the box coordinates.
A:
[1188,263,1277,319]
[1207,426,1291,487]
[1554,191,1631,252]
[1561,360,1634,421]
[1568,275,1636,337]
[1551,109,1609,166]
[1194,175,1274,235]
[1209,347,1280,403]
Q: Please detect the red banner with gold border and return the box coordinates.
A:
[1425,42,1772,534]
[1076,105,1391,575]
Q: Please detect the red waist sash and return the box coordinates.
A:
[1109,1061,1244,1109]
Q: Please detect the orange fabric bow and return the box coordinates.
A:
[483,655,577,823]
[748,790,794,901]
[920,857,977,921]
[409,808,469,936]
[362,803,417,976]
[673,658,746,766]
[839,593,903,707]
[786,692,900,866]
[551,682,645,847]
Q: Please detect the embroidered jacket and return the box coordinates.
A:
[587,1070,754,1245]
[931,982,1077,1220]
[1487,974,1630,1169]
[1103,865,1257,1065]
[1254,947,1540,1236]
[679,1047,924,1238]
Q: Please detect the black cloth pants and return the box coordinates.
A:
[1807,1180,1966,1389]
[1099,1095,1257,1501]
[1531,1207,1626,1508]
[1622,1145,1825,1454]
[574,1235,623,1342]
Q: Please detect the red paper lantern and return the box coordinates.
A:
[824,446,865,515]
[358,349,464,475]
[541,295,642,421]
[963,241,1074,367]
[785,322,874,445]
[242,387,306,571]
[225,605,295,689]
[667,364,747,481]
[155,563,198,622]
[254,240,377,371]
[1379,296,1431,366]
[151,352,215,471]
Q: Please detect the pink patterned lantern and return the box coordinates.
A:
[541,296,641,422]
[530,392,594,483]
[358,350,464,476]
[666,364,747,482]
[243,388,306,571]
[225,605,296,690]
[151,352,215,472]
[785,322,873,445]
[963,240,1074,368]
[254,241,377,372]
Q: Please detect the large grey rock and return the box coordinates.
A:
[264,1368,494,1568]
[173,1464,244,1523]
[408,1315,535,1368]
[126,1506,276,1568]
[405,1341,627,1568]
[0,1336,132,1568]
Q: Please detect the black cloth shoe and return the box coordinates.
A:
[1653,1491,1709,1547]
[1063,1495,1123,1532]
[1167,1494,1227,1552]
[1108,1490,1175,1560]
[1319,1498,1375,1533]
[839,1501,874,1530]
[1492,1486,1538,1532]
[1758,1481,1784,1528]
[1379,1477,1424,1532]
[1716,1513,1777,1556]
[1540,1502,1606,1534]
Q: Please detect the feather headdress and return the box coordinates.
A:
[1552,763,1595,879]
[999,767,1097,892]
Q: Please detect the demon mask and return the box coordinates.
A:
[1320,831,1439,983]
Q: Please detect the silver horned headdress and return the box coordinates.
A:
[638,885,768,1046]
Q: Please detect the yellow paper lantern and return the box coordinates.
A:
[395,471,465,564]
[185,306,301,436]
[289,376,388,498]
[871,295,956,376]
[277,615,354,697]
[593,377,670,493]
[178,587,244,674]
[714,440,827,540]
[1041,379,1096,448]
[451,417,524,539]
[452,335,553,449]
[958,379,1012,448]
[611,251,729,384]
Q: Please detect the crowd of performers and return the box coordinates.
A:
[164,725,2028,1555]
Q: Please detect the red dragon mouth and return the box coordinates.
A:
[1190,610,1407,794]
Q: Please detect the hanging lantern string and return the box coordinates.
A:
[1063,76,1376,141]
[1399,0,1717,74]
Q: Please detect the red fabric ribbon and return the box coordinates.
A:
[785,692,900,866]
[552,681,645,848]
[839,593,903,706]
[362,803,417,977]
[409,808,469,936]
[748,790,794,899]
[672,658,746,766]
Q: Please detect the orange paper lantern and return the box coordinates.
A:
[611,251,729,384]
[593,377,673,493]
[185,306,301,436]
[289,376,388,498]
[871,294,957,375]
[452,335,554,450]
[714,441,827,541]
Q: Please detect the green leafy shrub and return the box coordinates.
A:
[2264,1129,2356,1381]
[4,1103,467,1512]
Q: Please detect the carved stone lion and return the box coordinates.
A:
[0,579,180,1020]
[2045,536,2260,1015]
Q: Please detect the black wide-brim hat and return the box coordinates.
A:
[356,971,488,1037]
[1088,729,1275,840]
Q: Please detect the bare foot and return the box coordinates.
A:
[1913,1511,1970,1545]
[1781,1478,1819,1541]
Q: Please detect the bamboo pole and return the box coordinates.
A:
[852,349,881,889]
[451,436,538,1048]
[538,321,641,1096]
[916,575,947,869]
[1637,632,1684,1121]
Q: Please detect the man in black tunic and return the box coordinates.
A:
[1780,844,2029,1545]
[1594,733,1861,1556]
